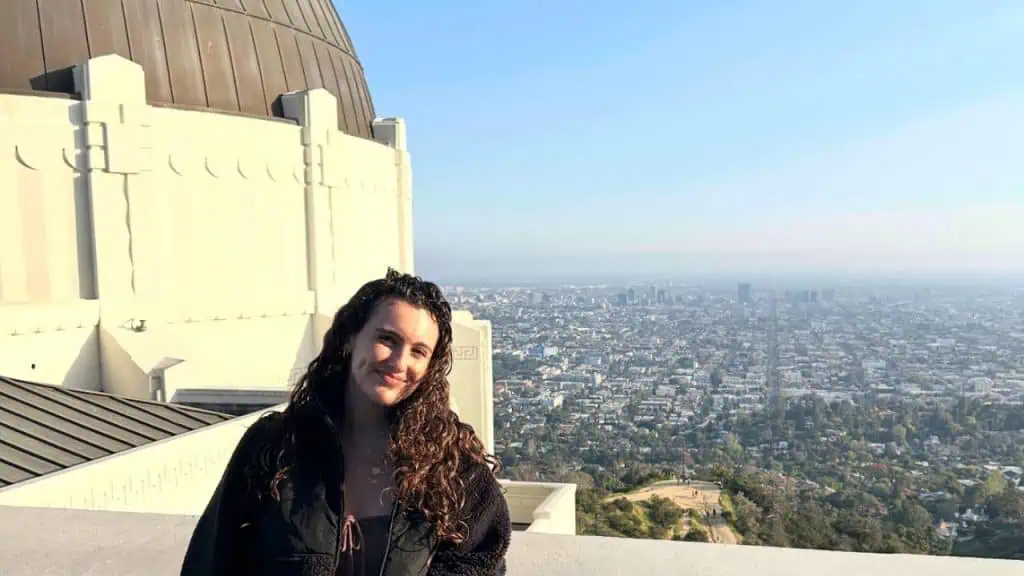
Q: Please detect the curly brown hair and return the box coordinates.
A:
[252,268,498,543]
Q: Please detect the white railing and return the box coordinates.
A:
[501,480,578,535]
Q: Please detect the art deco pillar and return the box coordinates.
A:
[73,54,153,328]
[449,311,496,454]
[373,117,414,275]
[281,88,339,346]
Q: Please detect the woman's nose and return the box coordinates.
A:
[386,348,410,371]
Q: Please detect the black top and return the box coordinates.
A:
[337,515,390,576]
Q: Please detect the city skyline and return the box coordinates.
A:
[346,1,1024,278]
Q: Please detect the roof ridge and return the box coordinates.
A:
[0,375,230,419]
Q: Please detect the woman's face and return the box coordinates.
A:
[348,298,440,407]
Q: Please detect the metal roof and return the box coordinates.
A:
[0,0,375,138]
[0,376,232,488]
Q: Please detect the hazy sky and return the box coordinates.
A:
[341,1,1024,281]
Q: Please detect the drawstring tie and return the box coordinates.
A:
[340,513,363,552]
[339,514,366,576]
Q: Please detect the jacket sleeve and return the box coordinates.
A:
[429,465,511,576]
[180,415,273,575]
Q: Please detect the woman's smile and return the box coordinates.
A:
[377,370,406,388]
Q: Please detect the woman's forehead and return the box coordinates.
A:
[366,300,439,347]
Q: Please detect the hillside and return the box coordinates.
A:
[576,480,739,544]
[611,480,739,544]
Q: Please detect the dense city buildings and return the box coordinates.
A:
[446,281,1024,556]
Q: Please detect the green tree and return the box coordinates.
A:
[891,424,907,446]
[710,369,723,389]
[683,524,710,542]
[982,470,1008,499]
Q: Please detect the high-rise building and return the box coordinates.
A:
[738,283,752,304]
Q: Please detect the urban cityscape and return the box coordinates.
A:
[0,0,1021,573]
[445,280,1024,558]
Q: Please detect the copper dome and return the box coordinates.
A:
[0,0,376,138]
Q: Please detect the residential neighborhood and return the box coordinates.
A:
[446,282,1024,556]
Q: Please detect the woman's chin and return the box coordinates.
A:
[366,385,405,407]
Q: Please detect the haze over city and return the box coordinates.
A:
[345,0,1024,282]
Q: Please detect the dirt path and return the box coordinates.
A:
[608,480,739,544]
[708,516,738,544]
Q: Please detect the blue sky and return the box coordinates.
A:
[340,1,1024,281]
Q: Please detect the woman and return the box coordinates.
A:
[181,269,511,576]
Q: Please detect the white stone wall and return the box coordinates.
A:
[449,311,497,454]
[3,507,1017,575]
[0,55,414,398]
[500,480,578,535]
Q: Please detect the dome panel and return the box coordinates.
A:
[0,0,376,138]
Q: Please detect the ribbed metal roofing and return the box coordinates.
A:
[0,376,232,488]
[0,0,376,138]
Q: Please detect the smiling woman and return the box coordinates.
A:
[181,269,510,576]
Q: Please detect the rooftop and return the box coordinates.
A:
[0,377,232,487]
[1,506,1018,576]
[0,0,374,136]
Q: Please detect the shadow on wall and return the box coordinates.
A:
[98,326,149,398]
[67,101,97,301]
[288,313,320,392]
[30,65,77,93]
[61,327,101,389]
[98,314,319,401]
[0,326,102,391]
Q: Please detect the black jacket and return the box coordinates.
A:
[180,408,511,576]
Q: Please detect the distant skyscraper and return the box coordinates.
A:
[738,283,752,304]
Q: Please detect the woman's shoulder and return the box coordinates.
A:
[243,410,286,440]
[460,458,498,484]
[230,410,287,461]
[448,458,511,562]
[459,458,507,512]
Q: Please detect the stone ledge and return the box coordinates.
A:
[2,506,1020,575]
[500,480,577,535]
